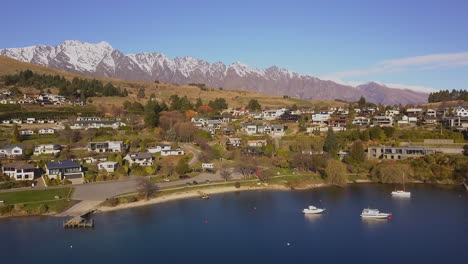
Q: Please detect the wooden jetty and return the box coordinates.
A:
[198,191,210,199]
[463,180,468,192]
[63,209,95,228]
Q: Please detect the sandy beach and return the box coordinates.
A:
[98,183,327,213]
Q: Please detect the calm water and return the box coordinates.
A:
[1,184,467,264]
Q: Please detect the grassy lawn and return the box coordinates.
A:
[0,188,72,204]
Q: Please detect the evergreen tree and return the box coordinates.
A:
[176,158,190,174]
[137,88,146,99]
[358,96,366,108]
[323,128,339,155]
[11,124,20,143]
[346,140,366,164]
[195,97,203,108]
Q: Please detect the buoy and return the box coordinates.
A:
[388,216,393,220]
[204,220,208,224]
[286,242,290,246]
[70,245,73,248]
[319,200,322,203]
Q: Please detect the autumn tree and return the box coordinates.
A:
[186,109,197,119]
[198,105,213,114]
[219,166,232,181]
[325,159,347,186]
[137,176,159,199]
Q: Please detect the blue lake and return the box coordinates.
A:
[1,184,467,264]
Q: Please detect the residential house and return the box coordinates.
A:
[0,145,24,157]
[25,118,36,124]
[372,116,393,127]
[87,141,124,153]
[311,112,330,123]
[397,115,417,125]
[45,160,83,180]
[20,129,35,135]
[124,152,154,166]
[161,149,185,156]
[262,108,287,120]
[247,139,267,147]
[222,126,235,136]
[2,162,35,180]
[241,147,264,156]
[270,124,285,136]
[243,123,258,135]
[385,110,400,117]
[368,146,434,160]
[98,161,119,173]
[352,116,370,126]
[34,144,61,156]
[443,117,468,129]
[72,120,126,130]
[148,144,171,153]
[453,106,468,117]
[406,108,423,117]
[426,109,437,117]
[226,137,242,147]
[38,128,55,134]
[423,116,438,125]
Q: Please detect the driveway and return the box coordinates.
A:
[181,143,202,166]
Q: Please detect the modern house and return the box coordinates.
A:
[247,139,267,147]
[72,120,126,130]
[352,116,370,126]
[45,160,83,180]
[270,124,285,136]
[87,141,124,153]
[241,147,264,156]
[98,161,119,173]
[367,146,434,160]
[160,149,185,156]
[2,162,35,180]
[124,152,154,166]
[34,144,61,156]
[20,129,35,135]
[0,145,24,157]
[453,106,468,117]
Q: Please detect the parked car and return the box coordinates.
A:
[205,168,214,173]
[186,182,192,186]
[163,178,170,182]
[192,180,198,185]
[179,175,190,179]
[205,180,211,184]
[194,169,203,172]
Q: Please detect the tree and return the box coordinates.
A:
[247,99,261,111]
[137,88,146,99]
[176,158,190,174]
[219,167,232,181]
[371,162,412,183]
[325,159,347,186]
[463,144,468,156]
[236,158,258,179]
[358,96,366,108]
[137,176,159,200]
[11,124,20,143]
[186,109,197,119]
[208,98,228,111]
[195,97,203,108]
[346,140,366,164]
[198,105,213,114]
[323,128,339,155]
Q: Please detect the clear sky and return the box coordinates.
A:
[1,0,467,92]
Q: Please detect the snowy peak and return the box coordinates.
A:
[0,40,428,105]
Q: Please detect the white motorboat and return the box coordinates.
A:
[360,208,391,219]
[391,190,411,197]
[302,205,325,214]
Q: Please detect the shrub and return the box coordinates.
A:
[235,182,241,188]
[107,198,119,207]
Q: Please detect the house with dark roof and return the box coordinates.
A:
[45,160,83,180]
[124,152,154,166]
[2,162,35,180]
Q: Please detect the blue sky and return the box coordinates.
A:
[1,0,467,92]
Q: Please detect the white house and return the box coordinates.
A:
[38,128,55,134]
[247,139,267,147]
[98,161,119,173]
[124,152,154,166]
[20,129,35,135]
[406,108,423,116]
[244,123,258,135]
[453,107,468,117]
[426,109,437,117]
[312,113,330,122]
[262,108,287,120]
[77,116,101,122]
[385,110,400,117]
[148,144,172,153]
[34,144,61,156]
[271,124,285,136]
[2,162,35,181]
[202,163,214,169]
[226,137,242,147]
[352,116,370,126]
[161,149,185,156]
[0,145,24,157]
[26,118,36,124]
[72,120,126,130]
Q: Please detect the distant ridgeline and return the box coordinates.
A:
[428,89,468,103]
[0,70,128,98]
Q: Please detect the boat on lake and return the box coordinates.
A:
[392,172,411,197]
[360,208,391,219]
[302,205,325,214]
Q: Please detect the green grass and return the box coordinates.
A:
[0,188,72,204]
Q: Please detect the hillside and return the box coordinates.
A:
[0,40,428,105]
[0,55,346,112]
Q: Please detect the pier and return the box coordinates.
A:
[63,209,95,228]
[463,180,468,192]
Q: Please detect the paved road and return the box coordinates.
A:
[181,143,202,166]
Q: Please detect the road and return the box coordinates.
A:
[181,143,201,166]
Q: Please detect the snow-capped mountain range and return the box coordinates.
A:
[0,40,427,105]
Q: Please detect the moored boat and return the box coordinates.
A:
[360,208,391,219]
[391,190,411,197]
[302,205,325,214]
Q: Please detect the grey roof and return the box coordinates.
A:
[128,152,153,159]
[46,160,80,169]
[0,144,24,150]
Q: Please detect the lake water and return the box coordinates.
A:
[1,184,467,264]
